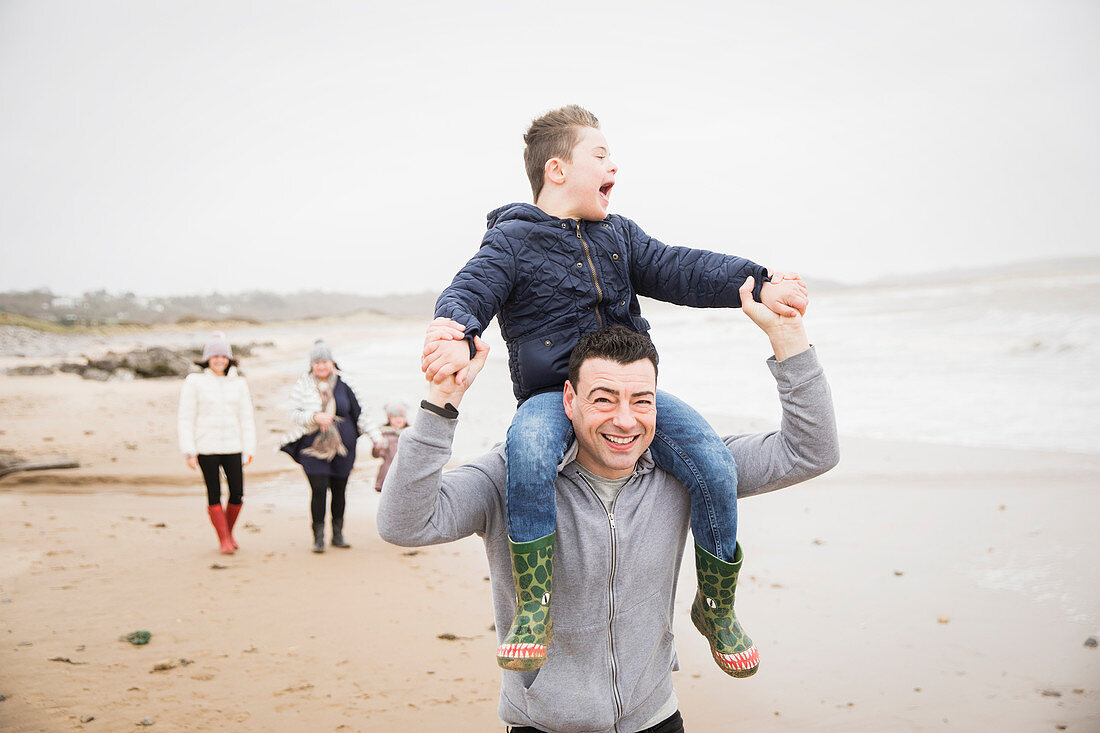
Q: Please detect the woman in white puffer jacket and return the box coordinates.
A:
[178,332,257,554]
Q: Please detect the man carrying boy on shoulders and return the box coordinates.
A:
[423,105,809,675]
[378,280,839,733]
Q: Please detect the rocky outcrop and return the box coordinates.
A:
[4,341,272,381]
[86,347,194,379]
[4,365,55,376]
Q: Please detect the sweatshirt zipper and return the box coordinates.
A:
[577,473,624,727]
[575,221,604,328]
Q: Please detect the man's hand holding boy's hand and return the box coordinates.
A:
[740,276,810,361]
[759,272,809,318]
[422,317,473,385]
[426,335,490,409]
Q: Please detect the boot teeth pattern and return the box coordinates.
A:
[715,646,759,672]
[497,642,548,659]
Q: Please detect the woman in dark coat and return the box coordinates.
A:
[281,339,380,553]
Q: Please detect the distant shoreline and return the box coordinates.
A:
[4,254,1098,330]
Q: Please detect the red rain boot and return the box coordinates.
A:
[207,504,236,554]
[225,503,242,550]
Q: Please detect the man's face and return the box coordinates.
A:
[563,357,656,479]
[559,126,617,221]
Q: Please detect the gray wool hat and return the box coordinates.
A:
[309,338,334,364]
[384,401,408,417]
[202,332,233,361]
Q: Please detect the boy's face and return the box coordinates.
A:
[559,126,617,221]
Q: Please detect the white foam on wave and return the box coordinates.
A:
[261,271,1100,458]
[650,271,1100,456]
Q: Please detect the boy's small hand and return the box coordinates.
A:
[422,317,467,351]
[760,272,809,317]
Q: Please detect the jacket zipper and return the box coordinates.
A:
[218,376,228,447]
[577,474,624,728]
[575,221,604,328]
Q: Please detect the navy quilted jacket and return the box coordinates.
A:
[435,202,769,402]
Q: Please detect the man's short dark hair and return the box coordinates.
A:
[567,326,659,389]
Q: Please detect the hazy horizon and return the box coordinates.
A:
[6,253,1097,302]
[2,1,1098,297]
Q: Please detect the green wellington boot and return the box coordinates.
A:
[497,532,555,671]
[690,542,759,677]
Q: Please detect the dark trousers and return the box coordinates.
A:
[197,453,243,506]
[308,474,348,523]
[508,710,684,733]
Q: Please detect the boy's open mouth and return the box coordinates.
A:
[599,182,614,199]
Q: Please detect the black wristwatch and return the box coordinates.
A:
[420,399,459,419]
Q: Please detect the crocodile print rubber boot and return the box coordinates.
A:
[691,542,759,677]
[497,532,555,671]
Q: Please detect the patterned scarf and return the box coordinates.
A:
[301,372,348,461]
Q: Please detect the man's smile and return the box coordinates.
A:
[602,433,639,449]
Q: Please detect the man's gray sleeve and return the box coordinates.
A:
[727,346,840,498]
[376,409,507,547]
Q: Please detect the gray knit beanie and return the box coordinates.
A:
[202,332,232,361]
[309,338,334,364]
[384,401,407,418]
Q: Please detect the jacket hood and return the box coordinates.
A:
[486,202,558,229]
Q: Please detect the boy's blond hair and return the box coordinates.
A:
[523,105,601,201]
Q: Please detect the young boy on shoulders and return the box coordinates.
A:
[421,105,806,676]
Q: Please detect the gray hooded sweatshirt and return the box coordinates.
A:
[376,346,839,732]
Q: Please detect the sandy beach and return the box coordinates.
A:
[1,314,1098,732]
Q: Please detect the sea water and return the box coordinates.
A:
[305,270,1100,459]
[649,270,1100,456]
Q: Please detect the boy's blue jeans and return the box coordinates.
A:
[505,390,738,561]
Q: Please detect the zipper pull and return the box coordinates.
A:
[608,513,616,529]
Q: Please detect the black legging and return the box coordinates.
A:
[508,710,683,733]
[197,453,243,506]
[308,474,348,524]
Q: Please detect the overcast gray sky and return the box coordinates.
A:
[1,0,1097,296]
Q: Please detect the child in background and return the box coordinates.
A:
[423,105,807,675]
[372,401,408,492]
